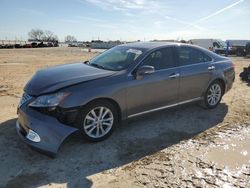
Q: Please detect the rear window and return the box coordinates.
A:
[178,47,212,65]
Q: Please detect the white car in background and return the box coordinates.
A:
[189,39,229,54]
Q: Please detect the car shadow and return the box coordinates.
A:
[0,102,228,188]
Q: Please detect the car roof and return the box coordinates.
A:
[120,42,226,61]
[119,42,185,50]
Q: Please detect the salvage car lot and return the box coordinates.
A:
[0,47,249,187]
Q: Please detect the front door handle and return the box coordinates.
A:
[169,73,180,78]
[208,66,215,71]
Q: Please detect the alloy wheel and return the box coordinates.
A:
[207,83,222,106]
[83,106,114,138]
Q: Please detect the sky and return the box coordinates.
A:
[0,0,249,41]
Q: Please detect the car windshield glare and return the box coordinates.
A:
[89,46,143,71]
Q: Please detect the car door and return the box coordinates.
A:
[177,46,213,102]
[126,47,180,117]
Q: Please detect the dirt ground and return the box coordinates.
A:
[0,47,249,188]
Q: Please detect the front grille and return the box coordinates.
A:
[19,93,32,107]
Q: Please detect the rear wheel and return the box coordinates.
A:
[76,100,118,142]
[236,49,243,56]
[203,81,223,109]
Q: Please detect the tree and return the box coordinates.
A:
[28,29,44,41]
[28,29,58,42]
[65,35,77,43]
[42,30,58,42]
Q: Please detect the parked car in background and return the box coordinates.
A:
[47,42,54,47]
[37,42,47,48]
[4,44,14,49]
[53,41,59,47]
[245,42,250,56]
[68,43,78,47]
[0,40,59,49]
[31,42,38,48]
[22,43,32,48]
[16,42,235,156]
[77,43,85,47]
[226,40,250,56]
[189,39,232,55]
[14,44,22,48]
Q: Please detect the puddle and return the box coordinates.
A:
[118,129,193,162]
[204,126,250,170]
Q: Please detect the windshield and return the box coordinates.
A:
[217,40,227,48]
[89,46,143,71]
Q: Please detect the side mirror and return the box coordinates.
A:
[83,60,89,64]
[136,66,155,79]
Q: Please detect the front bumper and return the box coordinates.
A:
[16,105,78,156]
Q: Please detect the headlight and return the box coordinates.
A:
[29,92,70,107]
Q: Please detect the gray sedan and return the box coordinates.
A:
[16,42,235,156]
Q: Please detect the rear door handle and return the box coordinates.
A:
[208,66,215,71]
[169,73,180,78]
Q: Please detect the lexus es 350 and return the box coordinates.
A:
[16,42,235,156]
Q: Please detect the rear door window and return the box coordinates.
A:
[177,47,212,66]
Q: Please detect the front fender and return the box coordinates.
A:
[59,79,127,120]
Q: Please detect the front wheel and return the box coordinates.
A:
[203,81,223,109]
[76,101,118,142]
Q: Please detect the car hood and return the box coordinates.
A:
[24,62,115,96]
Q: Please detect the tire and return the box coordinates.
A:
[75,100,118,142]
[236,50,243,57]
[203,81,223,109]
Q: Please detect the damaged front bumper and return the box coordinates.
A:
[16,105,78,157]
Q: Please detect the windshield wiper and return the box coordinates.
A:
[90,63,106,70]
[89,63,117,71]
